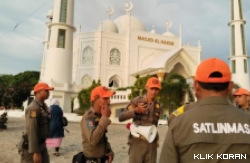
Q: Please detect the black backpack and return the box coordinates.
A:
[72,152,85,163]
[61,116,68,127]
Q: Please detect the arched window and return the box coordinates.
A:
[82,46,93,64]
[109,76,120,88]
[110,48,121,65]
[81,75,92,88]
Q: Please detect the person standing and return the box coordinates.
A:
[159,58,250,163]
[119,77,162,163]
[21,82,54,163]
[233,88,250,114]
[81,86,115,163]
[46,98,64,156]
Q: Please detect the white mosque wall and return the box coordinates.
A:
[138,47,169,70]
[71,28,202,88]
[127,30,180,85]
[73,31,128,87]
[182,45,201,64]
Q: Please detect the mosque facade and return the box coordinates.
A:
[39,0,202,114]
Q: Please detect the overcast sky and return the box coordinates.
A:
[0,0,250,75]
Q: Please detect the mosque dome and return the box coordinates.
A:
[163,31,176,37]
[162,21,175,37]
[99,19,118,33]
[151,29,156,34]
[150,25,156,34]
[46,9,53,19]
[114,14,146,34]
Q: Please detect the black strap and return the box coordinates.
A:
[85,156,107,163]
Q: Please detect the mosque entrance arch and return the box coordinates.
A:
[168,62,189,79]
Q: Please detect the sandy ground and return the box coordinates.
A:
[0,118,168,163]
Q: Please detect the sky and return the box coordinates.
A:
[0,0,250,75]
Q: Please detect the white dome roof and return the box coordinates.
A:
[163,31,176,37]
[114,14,146,34]
[46,9,53,19]
[151,29,156,34]
[99,20,118,33]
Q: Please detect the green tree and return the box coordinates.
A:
[128,75,151,100]
[0,71,39,108]
[74,79,101,115]
[159,74,194,113]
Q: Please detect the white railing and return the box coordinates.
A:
[110,89,131,104]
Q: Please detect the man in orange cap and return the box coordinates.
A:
[80,86,115,163]
[20,82,54,163]
[119,77,162,163]
[159,58,250,163]
[233,88,250,114]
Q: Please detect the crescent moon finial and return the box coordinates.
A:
[107,7,114,19]
[166,21,172,31]
[124,0,133,14]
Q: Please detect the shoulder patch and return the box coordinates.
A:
[155,103,160,109]
[30,109,37,118]
[127,104,134,110]
[86,119,95,129]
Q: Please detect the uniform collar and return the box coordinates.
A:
[34,98,44,107]
[198,96,229,106]
[142,95,156,103]
[241,108,250,111]
[90,107,101,117]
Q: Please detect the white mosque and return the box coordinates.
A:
[37,0,249,117]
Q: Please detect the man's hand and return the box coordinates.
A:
[33,153,42,163]
[135,103,148,114]
[105,152,114,163]
[101,105,111,117]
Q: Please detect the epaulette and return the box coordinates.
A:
[87,110,93,115]
[172,105,184,116]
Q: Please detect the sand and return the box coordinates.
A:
[0,118,168,163]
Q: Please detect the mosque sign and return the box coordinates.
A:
[137,36,174,46]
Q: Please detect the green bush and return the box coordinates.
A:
[75,80,101,115]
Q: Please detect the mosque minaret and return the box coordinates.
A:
[43,0,76,84]
[229,0,249,89]
[41,0,76,112]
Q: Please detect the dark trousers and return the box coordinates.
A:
[20,143,50,163]
[129,137,157,163]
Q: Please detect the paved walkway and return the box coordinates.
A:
[0,118,168,163]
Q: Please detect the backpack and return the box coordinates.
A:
[72,152,85,163]
[61,116,68,126]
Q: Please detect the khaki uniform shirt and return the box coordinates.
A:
[81,108,113,158]
[119,96,161,126]
[240,108,250,115]
[25,99,49,153]
[168,102,198,125]
[159,96,250,163]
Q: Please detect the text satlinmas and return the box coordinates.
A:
[193,123,250,134]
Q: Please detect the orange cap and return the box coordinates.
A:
[233,88,249,96]
[195,58,231,83]
[34,82,54,93]
[91,86,115,101]
[146,77,161,89]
